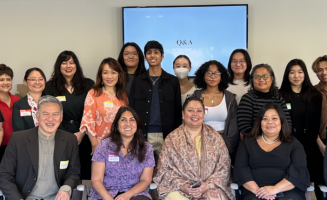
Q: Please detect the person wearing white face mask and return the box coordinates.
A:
[173,55,197,105]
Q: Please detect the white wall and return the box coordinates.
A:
[0,0,326,94]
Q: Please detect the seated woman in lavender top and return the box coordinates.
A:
[90,106,155,200]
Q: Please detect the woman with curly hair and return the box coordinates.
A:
[193,60,239,163]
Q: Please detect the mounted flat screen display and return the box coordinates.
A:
[123,5,248,76]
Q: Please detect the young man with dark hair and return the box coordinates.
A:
[129,40,182,160]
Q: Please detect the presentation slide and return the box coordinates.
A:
[123,5,247,76]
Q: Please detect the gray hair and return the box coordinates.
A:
[37,95,63,115]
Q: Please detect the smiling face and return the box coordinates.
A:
[123,45,139,70]
[102,64,119,88]
[253,67,273,93]
[204,64,221,88]
[261,109,281,138]
[0,74,12,93]
[24,70,45,94]
[288,65,304,88]
[145,48,164,67]
[317,61,327,83]
[60,57,76,79]
[231,52,247,76]
[183,100,204,128]
[118,111,137,139]
[37,102,63,137]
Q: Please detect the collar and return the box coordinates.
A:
[141,69,171,80]
[38,129,56,141]
[317,82,327,94]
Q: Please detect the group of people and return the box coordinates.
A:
[0,39,326,200]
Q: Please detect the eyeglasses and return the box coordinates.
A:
[231,60,246,65]
[205,71,221,77]
[26,78,45,83]
[123,52,138,57]
[252,74,272,80]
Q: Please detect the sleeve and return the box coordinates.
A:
[173,78,182,129]
[43,81,55,96]
[12,101,27,132]
[92,139,108,163]
[237,93,254,133]
[325,144,327,185]
[59,185,72,197]
[0,134,24,199]
[79,90,98,136]
[153,138,190,199]
[62,136,81,190]
[0,110,4,122]
[284,139,310,192]
[143,143,155,168]
[279,97,292,130]
[314,93,323,138]
[233,138,254,186]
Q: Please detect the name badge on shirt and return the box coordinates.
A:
[104,101,114,108]
[205,108,208,115]
[108,154,120,162]
[20,109,32,117]
[60,160,69,169]
[56,96,66,101]
[286,103,291,110]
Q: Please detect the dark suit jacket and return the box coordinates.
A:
[0,127,81,199]
[12,96,36,132]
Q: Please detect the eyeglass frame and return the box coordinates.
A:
[26,78,45,82]
[205,71,221,77]
[252,74,273,80]
[123,51,139,57]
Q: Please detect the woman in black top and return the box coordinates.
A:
[0,110,4,147]
[234,103,310,200]
[117,42,146,98]
[279,59,322,199]
[44,50,94,179]
[12,68,46,131]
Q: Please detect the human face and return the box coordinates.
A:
[24,70,45,94]
[317,61,327,83]
[102,64,118,88]
[118,111,137,139]
[182,100,204,128]
[204,64,221,88]
[37,103,62,137]
[173,57,191,70]
[253,67,273,93]
[145,48,164,67]
[0,74,12,93]
[123,46,139,69]
[60,57,76,79]
[288,65,304,87]
[231,52,247,76]
[261,109,281,138]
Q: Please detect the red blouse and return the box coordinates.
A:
[0,92,19,145]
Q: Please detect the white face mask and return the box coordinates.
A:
[174,68,190,79]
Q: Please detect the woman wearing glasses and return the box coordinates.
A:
[193,60,239,163]
[118,42,146,98]
[226,49,252,105]
[12,68,46,131]
[237,64,292,137]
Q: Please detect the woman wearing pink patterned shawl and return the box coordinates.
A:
[153,96,235,200]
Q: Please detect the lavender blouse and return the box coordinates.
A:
[89,138,155,200]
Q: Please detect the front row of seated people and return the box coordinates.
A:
[0,95,312,200]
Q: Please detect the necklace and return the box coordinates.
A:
[150,75,161,85]
[204,90,220,104]
[261,135,279,144]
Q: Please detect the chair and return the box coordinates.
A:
[76,184,91,199]
[319,185,327,199]
[0,190,4,200]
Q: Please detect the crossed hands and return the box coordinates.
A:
[255,186,278,200]
[181,179,209,199]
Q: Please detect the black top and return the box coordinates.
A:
[0,110,4,122]
[125,74,135,98]
[43,78,94,133]
[129,69,182,139]
[12,96,36,131]
[234,137,310,200]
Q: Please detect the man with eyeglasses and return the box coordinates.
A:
[129,40,182,163]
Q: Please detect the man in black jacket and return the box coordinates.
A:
[129,40,182,159]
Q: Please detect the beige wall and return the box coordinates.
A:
[0,0,326,94]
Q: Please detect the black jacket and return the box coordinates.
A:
[0,127,81,199]
[12,96,36,132]
[129,69,182,139]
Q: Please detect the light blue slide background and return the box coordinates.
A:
[124,5,247,76]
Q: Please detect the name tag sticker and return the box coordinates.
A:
[104,101,114,108]
[56,96,66,102]
[60,160,69,169]
[205,108,208,115]
[286,103,291,110]
[20,110,32,117]
[108,154,120,162]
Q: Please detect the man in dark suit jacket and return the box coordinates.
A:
[0,95,80,200]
